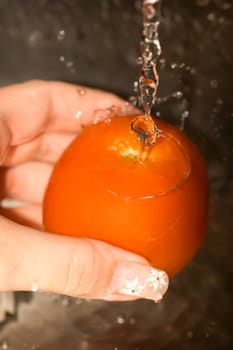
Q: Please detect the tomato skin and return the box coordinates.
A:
[43,116,208,277]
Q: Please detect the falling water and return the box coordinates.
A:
[131,0,162,149]
[138,0,162,115]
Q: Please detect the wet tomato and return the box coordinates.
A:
[43,116,208,276]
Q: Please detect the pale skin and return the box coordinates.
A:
[0,80,169,302]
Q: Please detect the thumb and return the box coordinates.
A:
[0,217,169,303]
[0,120,11,164]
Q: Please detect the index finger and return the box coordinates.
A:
[0,80,132,146]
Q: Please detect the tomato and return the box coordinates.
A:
[43,115,208,276]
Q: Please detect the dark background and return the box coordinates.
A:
[0,0,232,349]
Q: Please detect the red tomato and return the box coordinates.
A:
[43,116,208,276]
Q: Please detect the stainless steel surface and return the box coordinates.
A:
[0,0,232,349]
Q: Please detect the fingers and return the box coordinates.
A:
[0,119,11,163]
[0,217,169,302]
[2,132,77,166]
[0,205,42,229]
[0,161,52,203]
[0,80,132,147]
[46,81,132,133]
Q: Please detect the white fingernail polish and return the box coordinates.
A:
[109,263,169,302]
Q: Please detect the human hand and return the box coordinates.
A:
[0,80,168,302]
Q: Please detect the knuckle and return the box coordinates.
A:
[5,167,21,199]
[63,240,100,298]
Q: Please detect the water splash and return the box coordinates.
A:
[131,114,160,148]
[92,105,120,124]
[92,103,137,125]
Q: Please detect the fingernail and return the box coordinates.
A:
[109,262,169,303]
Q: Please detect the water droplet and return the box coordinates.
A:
[182,110,189,118]
[80,340,89,350]
[122,101,137,115]
[31,281,39,292]
[210,79,218,88]
[129,317,136,325]
[129,96,138,107]
[31,344,39,350]
[108,105,119,115]
[218,16,225,24]
[137,56,143,65]
[1,341,8,350]
[76,88,86,96]
[75,110,83,120]
[57,29,66,41]
[180,111,189,131]
[207,12,216,21]
[66,61,74,68]
[187,330,193,338]
[217,1,232,10]
[134,81,139,92]
[190,67,197,75]
[61,297,70,306]
[196,0,209,6]
[196,88,203,96]
[171,62,177,69]
[28,30,42,46]
[116,315,125,324]
[172,91,183,99]
[93,109,105,124]
[75,298,83,305]
[124,101,131,111]
[59,56,65,62]
[93,105,121,124]
[159,57,166,65]
[216,98,223,105]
